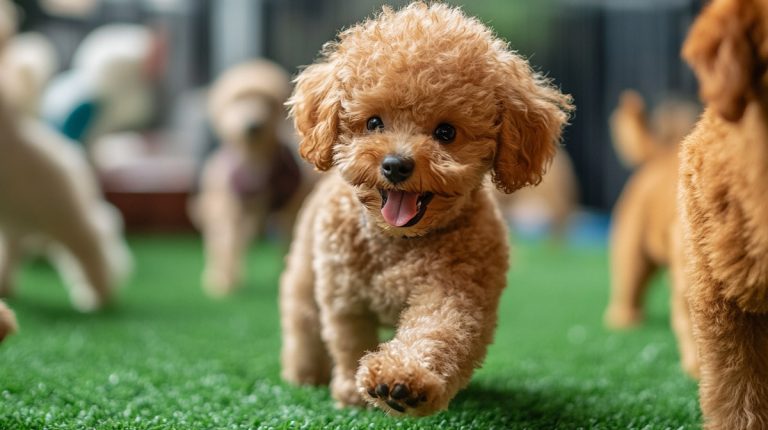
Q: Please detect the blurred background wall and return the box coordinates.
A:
[12,0,703,227]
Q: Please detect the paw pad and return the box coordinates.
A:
[367,383,426,413]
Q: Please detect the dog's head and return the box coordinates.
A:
[209,60,291,161]
[683,0,768,122]
[289,3,572,236]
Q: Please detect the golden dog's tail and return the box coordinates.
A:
[610,90,700,169]
[610,90,660,168]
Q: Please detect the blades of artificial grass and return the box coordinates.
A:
[0,236,699,429]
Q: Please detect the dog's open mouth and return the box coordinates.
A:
[379,190,434,227]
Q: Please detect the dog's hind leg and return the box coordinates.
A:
[201,199,256,297]
[279,204,331,387]
[0,232,21,298]
[669,227,699,378]
[605,195,655,328]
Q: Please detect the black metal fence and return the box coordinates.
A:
[16,0,702,211]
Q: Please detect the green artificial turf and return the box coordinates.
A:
[0,235,700,429]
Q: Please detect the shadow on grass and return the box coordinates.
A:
[450,383,593,428]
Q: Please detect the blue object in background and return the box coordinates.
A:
[567,211,611,247]
[58,100,97,142]
[41,70,100,145]
[512,210,610,247]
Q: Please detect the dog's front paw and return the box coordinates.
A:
[603,305,643,329]
[202,269,238,297]
[68,286,109,313]
[356,351,447,416]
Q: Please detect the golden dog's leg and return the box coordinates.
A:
[693,289,768,430]
[0,300,17,342]
[605,201,655,328]
[279,200,331,388]
[356,287,498,416]
[0,233,21,298]
[669,230,699,378]
[322,312,378,408]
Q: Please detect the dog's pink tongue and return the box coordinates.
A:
[381,191,419,227]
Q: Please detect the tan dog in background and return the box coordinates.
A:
[680,0,768,427]
[194,60,307,296]
[280,2,572,416]
[604,90,700,376]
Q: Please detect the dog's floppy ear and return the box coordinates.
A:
[287,61,341,171]
[682,0,755,122]
[493,55,573,194]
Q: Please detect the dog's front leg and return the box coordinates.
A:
[200,198,257,296]
[356,286,499,416]
[320,309,379,408]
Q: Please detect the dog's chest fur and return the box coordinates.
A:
[682,108,768,309]
[310,175,509,326]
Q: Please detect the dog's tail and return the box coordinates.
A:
[610,90,661,168]
[610,90,700,169]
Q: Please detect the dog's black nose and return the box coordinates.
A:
[381,155,414,184]
[245,121,265,139]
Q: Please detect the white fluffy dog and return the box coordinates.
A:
[0,1,130,316]
[0,104,132,312]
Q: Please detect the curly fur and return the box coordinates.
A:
[603,90,700,377]
[280,2,571,416]
[680,0,768,428]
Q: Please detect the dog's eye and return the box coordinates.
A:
[433,123,456,143]
[366,116,384,131]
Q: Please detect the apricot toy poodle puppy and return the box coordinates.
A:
[681,0,768,427]
[279,2,572,416]
[604,90,700,376]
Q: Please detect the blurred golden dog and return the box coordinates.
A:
[604,90,700,376]
[279,2,571,416]
[194,60,307,296]
[680,0,768,427]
